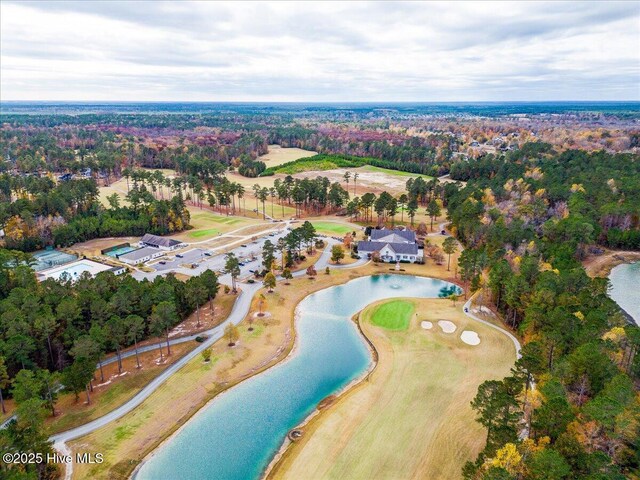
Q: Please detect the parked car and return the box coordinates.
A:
[241,244,248,248]
[268,233,275,237]
[238,262,246,266]
[176,254,184,258]
[159,261,166,265]
[204,252,212,256]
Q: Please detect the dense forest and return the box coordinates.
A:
[450,144,640,249]
[445,148,640,479]
[0,174,190,251]
[0,248,219,478]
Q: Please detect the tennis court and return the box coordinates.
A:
[105,245,138,258]
[32,249,77,271]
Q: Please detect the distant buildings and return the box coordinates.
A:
[357,228,423,263]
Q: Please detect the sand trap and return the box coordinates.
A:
[437,320,457,333]
[420,321,433,330]
[461,331,480,345]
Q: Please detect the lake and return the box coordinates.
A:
[135,274,461,480]
[609,262,640,325]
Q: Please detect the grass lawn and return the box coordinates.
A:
[187,228,221,239]
[369,299,414,330]
[312,221,354,236]
[270,297,515,480]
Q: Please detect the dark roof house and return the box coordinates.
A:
[140,233,182,249]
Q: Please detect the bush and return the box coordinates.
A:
[201,348,212,362]
[224,285,231,294]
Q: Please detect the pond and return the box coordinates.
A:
[609,262,640,325]
[135,274,461,480]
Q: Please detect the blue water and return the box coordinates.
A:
[609,262,640,325]
[135,274,461,480]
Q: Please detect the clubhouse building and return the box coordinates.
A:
[357,228,423,263]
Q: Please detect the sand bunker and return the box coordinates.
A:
[420,321,433,330]
[461,331,480,345]
[437,320,456,333]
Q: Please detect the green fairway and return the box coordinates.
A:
[188,228,221,239]
[312,222,353,235]
[369,300,415,330]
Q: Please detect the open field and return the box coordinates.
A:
[361,165,433,179]
[258,145,317,167]
[171,209,262,241]
[270,297,515,480]
[312,221,356,236]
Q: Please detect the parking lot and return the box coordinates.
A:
[135,227,290,281]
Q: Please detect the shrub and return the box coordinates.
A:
[201,348,212,362]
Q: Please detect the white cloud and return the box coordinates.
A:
[1,1,638,101]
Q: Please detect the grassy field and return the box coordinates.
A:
[370,300,414,330]
[270,297,515,480]
[312,221,355,236]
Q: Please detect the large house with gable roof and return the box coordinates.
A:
[357,228,423,263]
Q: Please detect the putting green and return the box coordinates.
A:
[312,222,353,235]
[369,300,414,331]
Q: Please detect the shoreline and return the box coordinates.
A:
[583,250,640,278]
[122,270,459,479]
[262,309,381,480]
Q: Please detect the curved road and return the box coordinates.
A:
[463,296,522,359]
[50,236,367,477]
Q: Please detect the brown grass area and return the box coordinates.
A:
[269,298,515,480]
[583,249,640,277]
[47,341,194,435]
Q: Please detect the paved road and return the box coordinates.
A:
[463,296,522,359]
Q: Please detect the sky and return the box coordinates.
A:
[1,1,639,102]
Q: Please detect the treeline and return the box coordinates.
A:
[253,175,350,218]
[444,151,640,478]
[449,144,640,249]
[0,248,219,478]
[1,175,190,251]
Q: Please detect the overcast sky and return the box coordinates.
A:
[1,1,639,102]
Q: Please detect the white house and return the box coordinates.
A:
[357,228,423,263]
[118,246,164,265]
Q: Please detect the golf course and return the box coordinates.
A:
[269,297,516,480]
